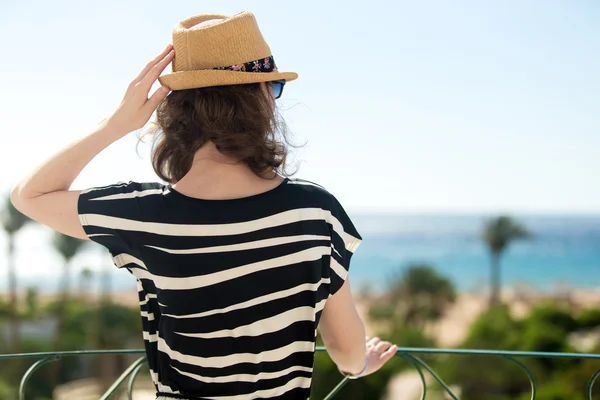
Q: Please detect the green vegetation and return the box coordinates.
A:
[435,303,600,400]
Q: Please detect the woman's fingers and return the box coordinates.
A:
[379,344,398,361]
[367,337,381,348]
[140,49,175,90]
[132,44,173,85]
[374,340,391,353]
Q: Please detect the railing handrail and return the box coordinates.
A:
[2,346,600,359]
[4,347,600,399]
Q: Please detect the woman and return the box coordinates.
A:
[11,12,397,400]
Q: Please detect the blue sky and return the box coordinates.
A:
[1,0,598,214]
[0,0,599,283]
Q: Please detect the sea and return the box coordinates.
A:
[345,214,600,293]
[8,214,600,295]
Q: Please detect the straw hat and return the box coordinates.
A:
[158,12,298,90]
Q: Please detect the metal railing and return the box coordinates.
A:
[2,347,600,399]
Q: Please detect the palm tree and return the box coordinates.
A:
[0,195,30,353]
[482,216,530,306]
[78,267,94,300]
[51,232,86,348]
[24,287,40,319]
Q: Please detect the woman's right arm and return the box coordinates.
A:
[319,278,397,377]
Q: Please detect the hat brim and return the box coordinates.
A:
[158,70,298,91]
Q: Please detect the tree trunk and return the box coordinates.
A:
[489,251,501,306]
[7,235,21,354]
[98,255,113,391]
[101,261,112,303]
[50,262,70,385]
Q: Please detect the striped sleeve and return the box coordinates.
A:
[327,196,362,296]
[77,181,162,257]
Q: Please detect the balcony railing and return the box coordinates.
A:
[2,347,600,400]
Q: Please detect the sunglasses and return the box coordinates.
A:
[271,80,286,99]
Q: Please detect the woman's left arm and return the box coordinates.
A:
[11,45,174,239]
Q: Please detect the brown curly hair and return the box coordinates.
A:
[145,83,293,184]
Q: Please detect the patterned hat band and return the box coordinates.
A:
[213,55,276,73]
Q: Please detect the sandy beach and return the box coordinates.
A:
[5,285,600,348]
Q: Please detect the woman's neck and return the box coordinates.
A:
[172,144,281,200]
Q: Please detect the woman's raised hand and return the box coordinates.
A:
[103,45,175,136]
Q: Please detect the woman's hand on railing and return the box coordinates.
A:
[362,336,398,377]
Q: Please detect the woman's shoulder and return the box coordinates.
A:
[285,177,328,194]
[285,177,359,236]
[284,177,340,206]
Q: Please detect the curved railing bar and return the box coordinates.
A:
[322,376,350,400]
[402,353,459,400]
[586,368,600,400]
[99,356,146,400]
[503,356,536,400]
[324,352,433,400]
[127,358,147,400]
[399,353,427,400]
[0,349,145,360]
[18,356,60,400]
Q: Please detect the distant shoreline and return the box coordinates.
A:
[3,284,600,308]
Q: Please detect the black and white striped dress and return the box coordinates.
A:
[77,177,362,399]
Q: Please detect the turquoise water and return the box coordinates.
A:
[348,214,600,292]
[14,214,599,295]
